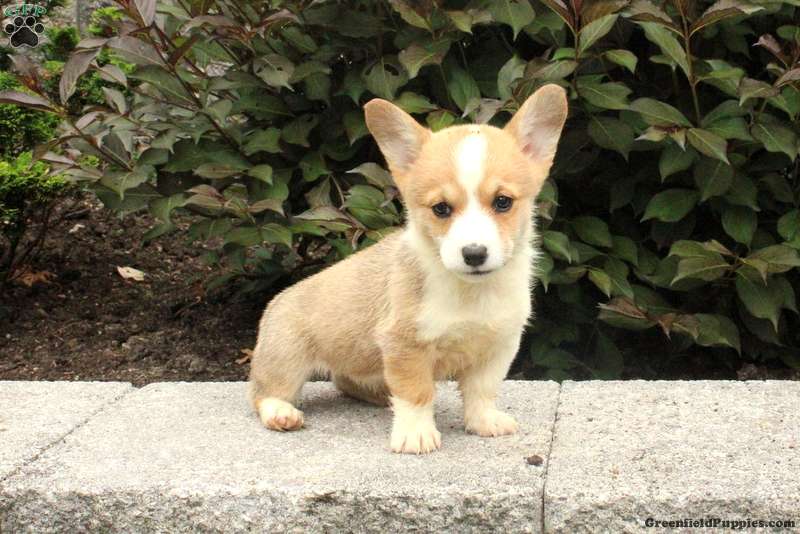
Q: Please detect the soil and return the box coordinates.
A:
[0,193,268,385]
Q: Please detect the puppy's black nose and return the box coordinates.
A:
[462,244,488,267]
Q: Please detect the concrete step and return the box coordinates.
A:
[0,380,797,533]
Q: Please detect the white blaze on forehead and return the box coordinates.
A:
[455,132,488,194]
[439,130,505,276]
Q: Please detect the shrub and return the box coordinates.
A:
[41,26,79,62]
[0,70,58,156]
[0,152,69,285]
[3,0,800,378]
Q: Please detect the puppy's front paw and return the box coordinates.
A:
[257,398,304,431]
[390,420,442,454]
[466,409,518,437]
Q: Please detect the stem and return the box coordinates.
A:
[67,117,133,171]
[679,13,701,124]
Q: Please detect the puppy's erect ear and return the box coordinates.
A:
[364,99,430,175]
[504,84,568,167]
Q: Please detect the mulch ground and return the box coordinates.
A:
[0,193,267,386]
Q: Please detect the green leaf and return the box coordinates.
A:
[256,54,294,90]
[693,157,733,201]
[611,235,639,266]
[446,10,473,33]
[693,314,741,353]
[150,193,186,223]
[705,117,753,141]
[721,205,757,246]
[724,174,759,210]
[578,14,618,55]
[778,209,800,242]
[577,80,631,110]
[597,298,656,331]
[752,120,798,160]
[736,275,781,331]
[629,98,692,127]
[188,218,232,241]
[304,72,330,104]
[489,0,536,39]
[195,164,243,179]
[669,241,729,283]
[163,139,250,173]
[638,22,690,77]
[572,216,612,248]
[247,164,273,184]
[604,49,638,73]
[642,189,699,222]
[347,163,394,189]
[289,61,330,83]
[129,65,193,106]
[747,245,800,274]
[659,143,694,180]
[497,55,526,100]
[343,111,368,145]
[364,58,408,100]
[588,269,613,297]
[261,223,293,248]
[100,166,155,198]
[282,114,319,147]
[687,128,729,163]
[389,0,430,30]
[58,48,101,105]
[690,0,762,36]
[225,226,262,247]
[394,92,438,114]
[542,230,574,263]
[426,110,457,131]
[738,77,779,105]
[398,40,451,79]
[243,128,281,155]
[446,63,481,112]
[300,151,327,182]
[702,100,748,125]
[587,116,634,160]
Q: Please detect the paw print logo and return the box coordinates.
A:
[4,16,45,48]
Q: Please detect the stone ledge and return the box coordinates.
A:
[0,381,558,533]
[0,381,133,481]
[0,380,798,533]
[544,381,800,533]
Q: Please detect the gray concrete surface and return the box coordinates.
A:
[0,381,558,533]
[0,381,132,481]
[545,381,800,533]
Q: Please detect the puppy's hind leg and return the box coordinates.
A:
[333,374,390,406]
[248,335,314,432]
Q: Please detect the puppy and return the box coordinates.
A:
[248,84,568,454]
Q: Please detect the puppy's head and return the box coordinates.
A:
[365,85,568,281]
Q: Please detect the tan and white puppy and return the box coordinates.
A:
[249,84,568,454]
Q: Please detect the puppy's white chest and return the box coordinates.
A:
[415,278,531,344]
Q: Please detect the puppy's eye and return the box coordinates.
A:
[493,195,513,212]
[432,202,452,218]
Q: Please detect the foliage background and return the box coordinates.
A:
[3,0,800,379]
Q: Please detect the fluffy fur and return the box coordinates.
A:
[249,84,568,453]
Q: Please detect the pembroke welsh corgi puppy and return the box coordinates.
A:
[249,84,568,454]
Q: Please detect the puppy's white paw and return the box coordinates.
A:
[390,397,441,454]
[257,398,304,431]
[390,420,442,454]
[466,409,518,437]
